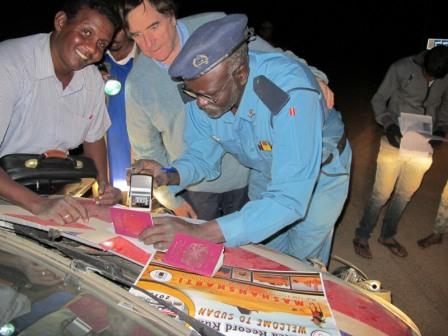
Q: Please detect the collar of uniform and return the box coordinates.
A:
[235,52,257,122]
[220,110,238,123]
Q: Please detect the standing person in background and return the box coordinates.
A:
[133,14,351,265]
[120,0,335,220]
[0,0,122,224]
[353,45,448,259]
[418,179,448,247]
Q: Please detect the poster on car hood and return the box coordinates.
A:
[131,250,341,336]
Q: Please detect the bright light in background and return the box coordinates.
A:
[426,38,448,50]
[97,61,122,96]
[104,78,122,96]
[113,179,129,192]
[111,180,129,206]
[0,323,15,336]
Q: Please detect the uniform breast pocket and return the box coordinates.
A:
[221,137,268,169]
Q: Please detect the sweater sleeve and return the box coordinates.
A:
[249,36,329,84]
[125,71,184,210]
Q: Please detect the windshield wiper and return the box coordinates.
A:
[11,225,224,336]
[11,225,134,283]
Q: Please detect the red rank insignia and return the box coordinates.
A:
[289,107,296,116]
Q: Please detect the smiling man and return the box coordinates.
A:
[0,0,122,224]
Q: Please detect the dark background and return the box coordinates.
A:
[1,0,446,86]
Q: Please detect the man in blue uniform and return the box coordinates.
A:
[134,14,351,265]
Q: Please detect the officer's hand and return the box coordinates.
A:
[173,200,198,219]
[34,195,89,224]
[139,216,199,250]
[131,159,167,188]
[317,78,334,109]
[385,124,402,148]
[429,129,446,148]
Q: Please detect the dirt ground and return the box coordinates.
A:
[328,72,448,336]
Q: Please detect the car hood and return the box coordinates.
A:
[0,229,193,336]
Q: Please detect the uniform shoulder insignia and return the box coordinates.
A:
[253,75,290,116]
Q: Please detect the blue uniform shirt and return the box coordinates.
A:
[172,51,349,250]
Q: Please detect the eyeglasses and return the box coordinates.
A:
[182,73,234,104]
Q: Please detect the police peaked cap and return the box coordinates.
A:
[169,14,249,80]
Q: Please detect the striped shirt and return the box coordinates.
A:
[0,33,110,157]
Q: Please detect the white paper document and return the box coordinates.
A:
[398,113,434,155]
[398,113,433,136]
[400,131,433,156]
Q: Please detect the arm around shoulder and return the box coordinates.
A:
[249,37,329,83]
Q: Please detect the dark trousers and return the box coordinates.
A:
[180,186,249,221]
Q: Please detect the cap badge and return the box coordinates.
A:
[192,54,209,68]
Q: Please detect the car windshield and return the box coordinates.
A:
[0,231,184,336]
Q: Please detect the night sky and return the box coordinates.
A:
[1,1,447,85]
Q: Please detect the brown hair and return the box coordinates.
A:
[120,0,177,30]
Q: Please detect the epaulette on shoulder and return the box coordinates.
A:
[253,75,290,116]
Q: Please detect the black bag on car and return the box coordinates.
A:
[0,150,97,194]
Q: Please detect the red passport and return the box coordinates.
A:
[162,232,224,277]
[109,206,153,238]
